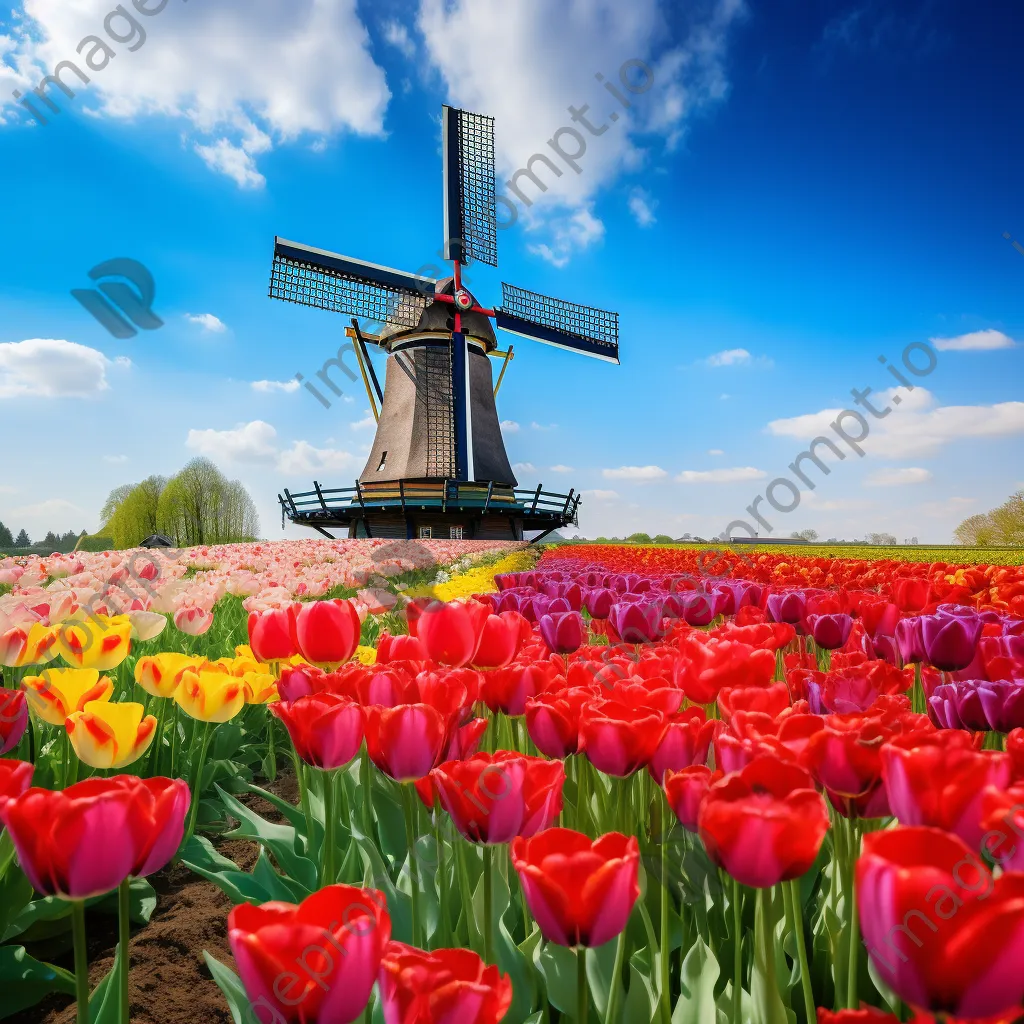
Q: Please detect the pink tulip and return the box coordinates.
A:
[173,605,214,636]
[538,611,586,654]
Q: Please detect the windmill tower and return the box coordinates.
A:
[271,107,620,541]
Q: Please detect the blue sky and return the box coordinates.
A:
[1,0,1022,543]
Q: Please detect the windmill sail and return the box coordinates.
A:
[496,282,620,364]
[442,107,498,267]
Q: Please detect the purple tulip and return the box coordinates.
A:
[713,580,763,616]
[766,590,808,626]
[895,617,925,664]
[930,679,1024,732]
[583,587,616,619]
[609,600,665,644]
[538,611,585,654]
[676,590,720,627]
[606,574,630,594]
[807,612,853,650]
[920,613,983,672]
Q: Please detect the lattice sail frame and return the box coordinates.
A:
[444,107,498,268]
[270,250,429,329]
[499,283,619,350]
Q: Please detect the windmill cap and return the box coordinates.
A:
[378,276,498,350]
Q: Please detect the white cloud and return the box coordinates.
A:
[549,464,574,473]
[583,489,620,500]
[514,462,537,474]
[351,412,376,430]
[2,1,390,187]
[0,338,124,398]
[628,187,657,227]
[705,348,750,366]
[500,420,520,433]
[252,379,301,393]
[418,0,746,263]
[103,454,129,464]
[930,329,1016,352]
[185,419,360,476]
[707,448,724,455]
[528,206,605,267]
[186,421,279,462]
[602,465,668,481]
[865,467,932,487]
[768,387,1024,459]
[676,467,767,483]
[8,498,85,534]
[382,19,416,58]
[185,313,228,333]
[531,421,558,431]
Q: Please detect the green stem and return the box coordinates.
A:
[604,928,627,1024]
[577,945,589,1024]
[71,901,89,1024]
[483,843,494,963]
[266,708,277,781]
[401,783,421,947]
[455,839,478,949]
[118,877,131,1024]
[756,888,780,1015]
[184,721,212,842]
[435,816,451,948]
[360,746,373,841]
[147,699,166,778]
[846,819,860,1009]
[785,879,815,1024]
[323,768,336,885]
[732,876,743,1024]
[168,703,180,777]
[657,798,671,1024]
[292,750,315,855]
[60,728,69,789]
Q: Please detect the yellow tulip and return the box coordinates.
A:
[134,653,204,698]
[14,622,60,667]
[234,644,256,660]
[241,671,278,704]
[65,700,157,769]
[354,645,378,666]
[56,616,132,671]
[175,669,245,723]
[228,654,270,677]
[23,668,114,726]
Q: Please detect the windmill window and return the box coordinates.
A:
[419,526,432,539]
[377,451,388,471]
[450,526,464,540]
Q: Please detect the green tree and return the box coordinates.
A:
[14,529,30,547]
[157,458,259,546]
[0,521,12,547]
[107,475,167,549]
[626,532,653,544]
[652,534,674,544]
[100,483,136,526]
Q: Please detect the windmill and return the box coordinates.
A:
[271,106,620,541]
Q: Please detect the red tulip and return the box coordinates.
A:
[378,942,513,1024]
[980,782,1024,871]
[414,600,489,666]
[579,699,667,777]
[229,884,390,1024]
[857,826,1024,1018]
[0,758,33,814]
[363,704,458,782]
[717,682,791,723]
[472,612,526,668]
[648,706,715,783]
[698,755,830,888]
[524,688,591,758]
[714,709,825,774]
[277,663,327,702]
[510,828,640,947]
[820,661,914,714]
[375,632,428,663]
[248,606,298,662]
[271,693,364,769]
[816,1012,897,1024]
[0,688,28,755]
[430,750,565,843]
[802,707,932,819]
[890,578,932,613]
[481,661,562,716]
[0,775,189,897]
[293,599,361,665]
[676,638,776,705]
[664,765,722,832]
[881,733,1010,850]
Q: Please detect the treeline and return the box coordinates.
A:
[955,491,1024,546]
[102,457,260,549]
[0,523,84,553]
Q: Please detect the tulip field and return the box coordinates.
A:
[2,540,1024,1024]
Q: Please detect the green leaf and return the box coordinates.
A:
[252,850,310,903]
[750,890,792,1024]
[673,936,720,1024]
[242,782,306,831]
[623,946,657,1024]
[0,944,75,1019]
[535,943,579,1017]
[0,861,36,942]
[89,949,121,1024]
[95,878,157,925]
[215,784,318,891]
[204,952,253,1024]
